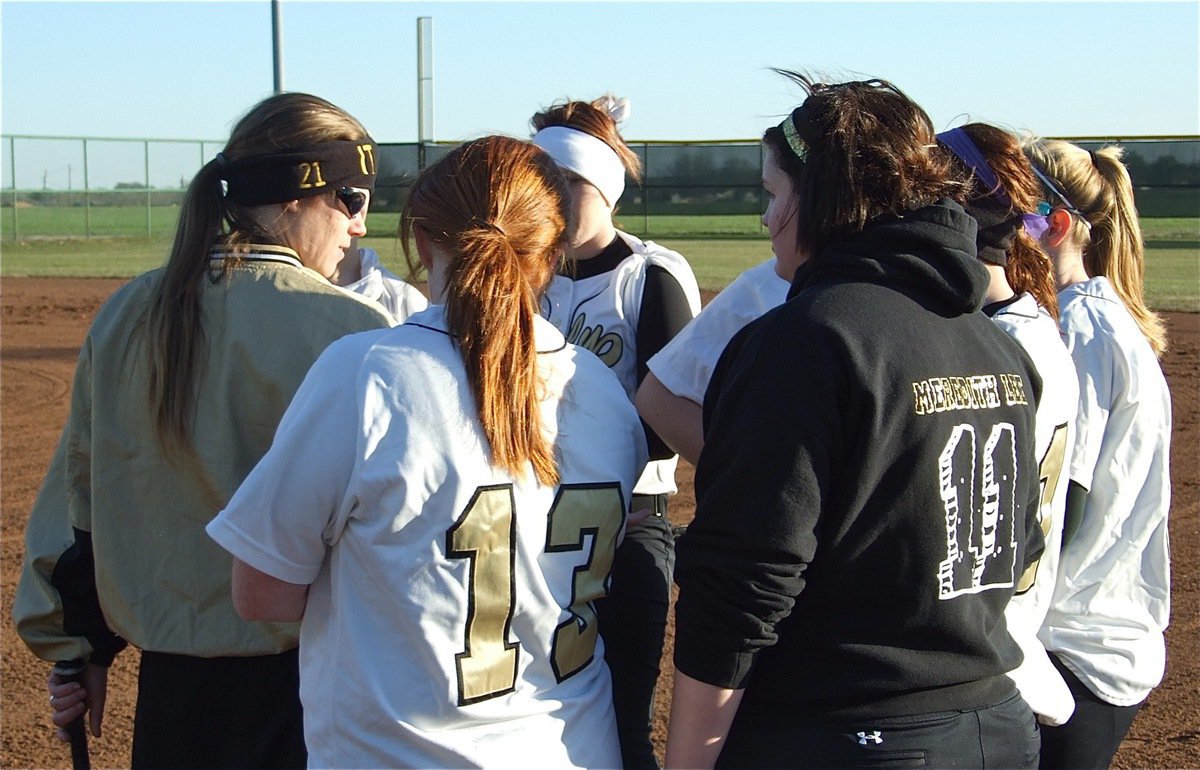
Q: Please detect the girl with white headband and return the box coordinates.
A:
[532,94,701,770]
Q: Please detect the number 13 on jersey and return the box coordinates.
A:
[447,483,625,706]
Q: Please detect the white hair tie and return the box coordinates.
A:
[596,94,632,125]
[532,126,627,207]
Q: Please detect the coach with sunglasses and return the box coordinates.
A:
[14,92,391,769]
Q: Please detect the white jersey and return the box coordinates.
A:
[989,293,1080,725]
[648,258,789,404]
[339,247,428,324]
[208,306,647,769]
[1039,276,1172,707]
[541,230,700,496]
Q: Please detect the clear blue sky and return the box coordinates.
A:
[2,1,1198,183]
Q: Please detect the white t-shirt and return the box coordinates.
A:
[208,306,647,769]
[989,293,1079,725]
[1039,276,1172,706]
[648,258,790,405]
[541,230,700,496]
[339,247,428,324]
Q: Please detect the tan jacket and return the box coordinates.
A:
[14,246,391,661]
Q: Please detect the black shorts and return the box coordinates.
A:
[132,648,306,769]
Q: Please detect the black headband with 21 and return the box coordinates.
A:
[218,140,378,206]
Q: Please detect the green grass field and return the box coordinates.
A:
[3,214,1196,311]
[1,207,770,241]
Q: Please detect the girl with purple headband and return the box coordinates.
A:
[938,123,1081,730]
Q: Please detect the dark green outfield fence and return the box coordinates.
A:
[3,134,1197,240]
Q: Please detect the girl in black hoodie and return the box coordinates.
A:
[666,73,1045,770]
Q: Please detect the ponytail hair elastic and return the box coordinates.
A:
[469,216,507,238]
[212,152,231,198]
[595,94,632,125]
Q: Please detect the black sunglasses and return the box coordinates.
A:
[334,186,370,219]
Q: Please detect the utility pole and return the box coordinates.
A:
[417,16,433,168]
[272,0,284,93]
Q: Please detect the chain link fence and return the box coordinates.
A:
[3,135,1197,241]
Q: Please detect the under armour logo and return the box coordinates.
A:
[856,730,883,745]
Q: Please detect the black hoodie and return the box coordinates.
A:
[675,199,1044,719]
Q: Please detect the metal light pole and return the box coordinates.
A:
[417,16,433,168]
[272,0,284,93]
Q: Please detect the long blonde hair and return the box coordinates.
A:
[401,136,570,485]
[1024,138,1168,357]
[147,93,373,459]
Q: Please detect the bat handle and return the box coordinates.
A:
[52,659,91,770]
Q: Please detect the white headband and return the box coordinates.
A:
[532,126,626,207]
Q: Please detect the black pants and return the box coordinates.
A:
[132,648,306,769]
[596,494,674,770]
[719,690,1040,769]
[1038,653,1144,770]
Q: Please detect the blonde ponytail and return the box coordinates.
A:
[1088,148,1168,357]
[1024,139,1168,357]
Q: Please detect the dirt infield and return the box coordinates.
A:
[2,277,1197,769]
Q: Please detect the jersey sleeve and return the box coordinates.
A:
[639,243,703,319]
[207,337,369,586]
[648,264,778,404]
[646,319,711,405]
[674,309,837,688]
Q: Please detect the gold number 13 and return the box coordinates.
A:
[447,483,623,706]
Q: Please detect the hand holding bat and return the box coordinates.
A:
[49,659,102,770]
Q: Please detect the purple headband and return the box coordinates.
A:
[938,127,1049,240]
[937,128,1010,207]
